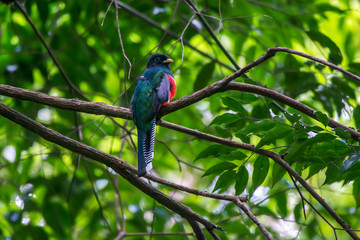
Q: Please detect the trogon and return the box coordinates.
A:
[131,53,176,177]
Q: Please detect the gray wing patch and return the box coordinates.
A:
[156,74,170,104]
[145,73,170,122]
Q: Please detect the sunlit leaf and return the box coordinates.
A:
[256,125,293,149]
[315,111,329,127]
[202,162,238,177]
[235,166,249,195]
[221,97,246,114]
[213,170,236,192]
[195,145,234,160]
[252,156,269,192]
[307,30,343,64]
[353,178,360,209]
[210,113,240,126]
[342,153,360,173]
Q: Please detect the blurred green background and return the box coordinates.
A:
[1,0,360,239]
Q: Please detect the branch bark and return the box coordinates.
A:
[1,84,359,239]
[0,102,223,238]
[1,45,360,239]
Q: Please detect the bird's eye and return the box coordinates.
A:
[155,57,160,62]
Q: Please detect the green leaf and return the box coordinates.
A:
[315,111,329,127]
[238,120,276,135]
[316,3,343,13]
[220,151,248,161]
[272,163,286,187]
[334,128,351,140]
[354,106,360,129]
[284,112,301,124]
[294,202,304,222]
[221,97,246,114]
[213,170,236,193]
[195,145,234,160]
[193,61,215,91]
[28,226,49,240]
[348,62,360,76]
[233,93,258,103]
[252,156,270,191]
[256,125,293,150]
[43,201,71,237]
[324,164,341,185]
[342,153,360,173]
[214,126,232,138]
[275,192,288,218]
[307,165,326,179]
[202,162,238,177]
[312,132,336,142]
[254,206,277,218]
[235,166,249,195]
[307,30,343,64]
[210,113,239,126]
[285,139,308,161]
[353,178,360,208]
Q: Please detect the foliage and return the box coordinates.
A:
[0,0,360,239]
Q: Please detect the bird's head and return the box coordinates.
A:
[146,53,173,69]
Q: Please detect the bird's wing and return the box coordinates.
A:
[146,71,171,121]
[155,72,170,103]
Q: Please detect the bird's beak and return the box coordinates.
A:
[162,58,174,64]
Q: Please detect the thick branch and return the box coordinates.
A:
[158,120,359,240]
[2,85,359,238]
[0,85,249,202]
[0,102,223,237]
[1,45,360,238]
[0,84,132,120]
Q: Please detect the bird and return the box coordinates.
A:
[131,53,176,177]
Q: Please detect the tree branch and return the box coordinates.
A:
[1,43,360,238]
[182,0,241,70]
[158,120,360,240]
[2,83,357,237]
[271,47,360,82]
[233,198,274,240]
[0,102,224,238]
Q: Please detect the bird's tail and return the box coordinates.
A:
[137,120,155,177]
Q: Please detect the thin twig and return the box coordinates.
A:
[272,47,360,82]
[2,84,360,235]
[82,160,111,231]
[158,120,359,240]
[157,140,182,172]
[233,198,274,240]
[14,0,89,101]
[183,0,240,69]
